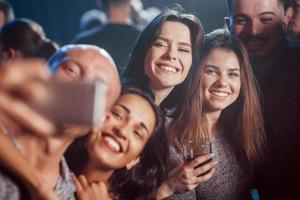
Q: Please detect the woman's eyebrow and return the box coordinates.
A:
[205,64,240,72]
[116,104,150,135]
[205,64,218,69]
[228,68,240,72]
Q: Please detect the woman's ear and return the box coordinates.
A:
[125,157,140,170]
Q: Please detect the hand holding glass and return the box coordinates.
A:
[183,140,212,162]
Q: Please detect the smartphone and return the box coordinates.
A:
[29,79,107,126]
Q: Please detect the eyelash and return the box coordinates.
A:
[112,111,123,120]
[235,18,273,25]
[261,18,273,23]
[154,42,166,48]
[178,48,191,53]
[205,69,217,75]
[228,72,240,77]
[66,66,77,73]
[64,65,81,78]
[154,41,190,53]
[205,69,240,78]
[235,19,248,25]
[133,130,143,140]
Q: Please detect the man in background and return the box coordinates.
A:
[226,0,300,199]
[73,0,141,75]
[0,0,14,27]
[284,0,300,46]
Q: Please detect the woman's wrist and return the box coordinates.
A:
[156,181,175,200]
[21,171,45,193]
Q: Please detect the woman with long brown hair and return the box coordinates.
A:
[118,9,207,199]
[123,8,204,111]
[158,29,265,199]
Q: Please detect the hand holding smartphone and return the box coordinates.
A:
[29,79,107,126]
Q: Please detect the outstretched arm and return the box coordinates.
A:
[0,129,60,200]
[0,58,59,200]
[0,58,56,136]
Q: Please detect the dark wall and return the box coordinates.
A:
[143,0,228,34]
[9,0,227,45]
[10,0,97,45]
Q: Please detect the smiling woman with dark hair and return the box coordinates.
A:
[65,86,169,200]
[123,8,204,111]
[121,8,205,199]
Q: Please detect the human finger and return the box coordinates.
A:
[71,173,83,192]
[78,175,89,190]
[0,92,56,135]
[192,160,216,177]
[186,153,214,168]
[194,167,216,184]
[0,59,50,89]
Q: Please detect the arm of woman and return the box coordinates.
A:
[0,130,60,200]
[156,154,216,200]
[0,59,60,199]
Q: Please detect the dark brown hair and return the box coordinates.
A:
[169,29,265,162]
[122,9,204,116]
[0,18,58,60]
[226,0,285,15]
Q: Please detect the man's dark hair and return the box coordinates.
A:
[226,0,285,15]
[0,18,57,60]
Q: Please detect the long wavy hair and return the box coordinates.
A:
[109,86,168,200]
[168,29,265,163]
[122,8,204,116]
[65,86,169,199]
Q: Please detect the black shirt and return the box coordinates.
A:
[73,23,141,75]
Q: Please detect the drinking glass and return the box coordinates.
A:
[183,140,212,162]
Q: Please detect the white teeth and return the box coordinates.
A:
[103,136,120,152]
[158,64,177,73]
[211,91,229,97]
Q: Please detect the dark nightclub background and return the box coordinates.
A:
[9,0,227,45]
